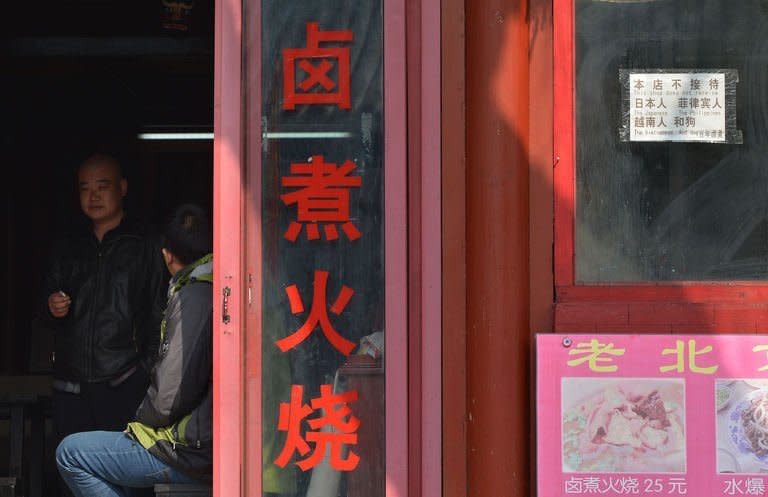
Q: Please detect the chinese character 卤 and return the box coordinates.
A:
[283,22,353,110]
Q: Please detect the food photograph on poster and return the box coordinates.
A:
[562,378,686,473]
[716,379,768,474]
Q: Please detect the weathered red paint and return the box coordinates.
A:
[529,0,555,337]
[466,2,531,497]
[441,0,468,494]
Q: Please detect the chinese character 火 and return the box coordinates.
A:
[276,270,357,355]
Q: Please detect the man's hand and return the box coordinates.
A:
[48,291,71,318]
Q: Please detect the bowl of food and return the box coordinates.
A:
[729,389,768,464]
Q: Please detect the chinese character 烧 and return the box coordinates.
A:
[275,384,360,471]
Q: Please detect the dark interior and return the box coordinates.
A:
[0,1,214,491]
[1,0,214,376]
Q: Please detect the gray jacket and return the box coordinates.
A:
[127,254,213,482]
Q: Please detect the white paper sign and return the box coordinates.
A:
[629,72,726,142]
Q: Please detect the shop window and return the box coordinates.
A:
[252,1,386,495]
[564,0,768,283]
[554,0,768,328]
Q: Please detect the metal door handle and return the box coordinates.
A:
[222,286,231,324]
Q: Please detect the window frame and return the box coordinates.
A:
[553,0,768,332]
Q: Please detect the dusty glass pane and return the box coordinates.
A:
[575,0,768,282]
[260,1,384,496]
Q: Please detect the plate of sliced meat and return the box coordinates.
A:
[562,378,686,473]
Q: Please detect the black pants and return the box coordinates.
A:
[53,368,150,496]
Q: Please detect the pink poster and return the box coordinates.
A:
[537,334,768,497]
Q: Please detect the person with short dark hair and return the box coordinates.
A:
[56,203,214,495]
[41,154,168,476]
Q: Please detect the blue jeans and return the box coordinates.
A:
[56,431,197,497]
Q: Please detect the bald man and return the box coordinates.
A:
[41,155,168,486]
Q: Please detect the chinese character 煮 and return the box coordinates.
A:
[281,155,362,242]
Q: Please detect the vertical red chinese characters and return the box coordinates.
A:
[273,20,364,475]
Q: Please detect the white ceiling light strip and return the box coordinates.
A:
[264,131,352,139]
[138,132,214,140]
[138,131,352,141]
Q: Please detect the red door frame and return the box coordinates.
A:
[406,0,443,495]
[384,0,410,493]
[213,0,442,495]
[212,0,244,496]
[552,0,768,333]
[440,0,467,493]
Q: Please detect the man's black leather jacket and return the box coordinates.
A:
[42,218,168,383]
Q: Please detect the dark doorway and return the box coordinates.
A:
[0,1,214,493]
